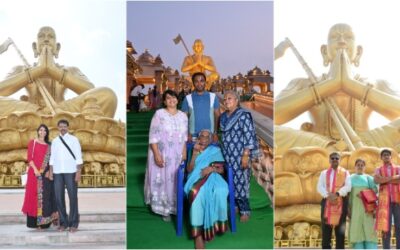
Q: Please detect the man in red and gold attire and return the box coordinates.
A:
[317,152,351,249]
[374,149,400,249]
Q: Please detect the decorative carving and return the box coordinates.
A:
[281,147,329,175]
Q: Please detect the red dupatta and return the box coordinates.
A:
[324,166,347,226]
[375,164,400,232]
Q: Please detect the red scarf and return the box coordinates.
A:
[324,166,347,226]
[375,164,400,232]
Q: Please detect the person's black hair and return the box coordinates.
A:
[57,119,69,127]
[191,72,206,83]
[381,149,392,157]
[329,152,340,158]
[355,158,365,166]
[37,124,51,145]
[162,90,179,107]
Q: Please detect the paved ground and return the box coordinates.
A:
[0,188,126,249]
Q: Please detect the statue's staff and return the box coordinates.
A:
[173,34,195,63]
[275,38,364,150]
[7,38,57,115]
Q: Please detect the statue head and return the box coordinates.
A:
[284,225,294,240]
[310,225,320,239]
[321,23,363,67]
[90,162,102,175]
[293,222,310,240]
[192,39,204,54]
[108,163,120,174]
[0,164,8,174]
[33,26,61,58]
[12,161,25,175]
[274,226,283,240]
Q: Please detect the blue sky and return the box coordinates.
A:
[127,1,273,78]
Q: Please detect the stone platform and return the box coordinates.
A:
[0,188,125,249]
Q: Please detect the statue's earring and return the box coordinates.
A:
[321,45,330,67]
[353,45,363,67]
[53,43,61,58]
[32,42,39,58]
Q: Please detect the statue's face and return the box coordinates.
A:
[109,164,119,174]
[193,40,204,54]
[327,24,356,61]
[37,27,57,52]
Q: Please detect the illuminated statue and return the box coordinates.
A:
[181,39,219,89]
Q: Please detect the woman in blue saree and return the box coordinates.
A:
[184,129,229,249]
[220,90,259,222]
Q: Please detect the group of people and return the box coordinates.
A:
[144,72,259,248]
[21,120,83,233]
[129,83,161,112]
[318,150,400,249]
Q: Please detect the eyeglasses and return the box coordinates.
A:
[330,157,339,160]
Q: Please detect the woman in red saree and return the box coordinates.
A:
[22,124,57,229]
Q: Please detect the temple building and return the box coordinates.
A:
[127,41,180,96]
[220,67,273,95]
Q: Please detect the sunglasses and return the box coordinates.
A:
[330,157,339,160]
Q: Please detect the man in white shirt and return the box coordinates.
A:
[130,84,143,113]
[317,152,351,249]
[49,119,83,233]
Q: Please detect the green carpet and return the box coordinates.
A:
[126,111,273,249]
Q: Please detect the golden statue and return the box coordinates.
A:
[276,23,400,154]
[274,23,400,233]
[0,26,117,117]
[181,39,219,89]
[0,27,125,188]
